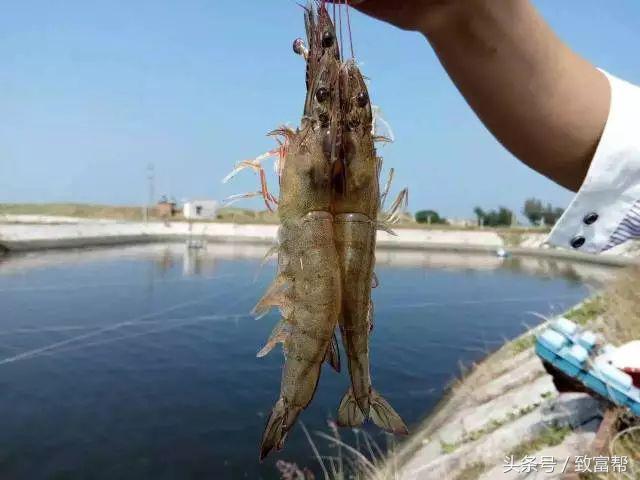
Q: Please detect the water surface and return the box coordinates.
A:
[0,244,613,479]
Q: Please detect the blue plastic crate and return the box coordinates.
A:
[535,329,640,417]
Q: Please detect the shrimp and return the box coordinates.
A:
[253,4,344,460]
[224,1,408,457]
[332,60,408,434]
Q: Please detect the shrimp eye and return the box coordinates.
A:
[292,38,305,55]
[321,31,334,48]
[315,87,329,103]
[356,92,369,108]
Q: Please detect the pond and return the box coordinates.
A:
[0,244,614,479]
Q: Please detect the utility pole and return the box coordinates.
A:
[145,163,155,223]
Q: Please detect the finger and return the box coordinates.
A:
[324,0,374,16]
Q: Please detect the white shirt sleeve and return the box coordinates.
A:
[546,70,640,253]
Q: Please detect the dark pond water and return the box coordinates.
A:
[0,244,614,479]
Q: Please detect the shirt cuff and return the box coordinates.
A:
[546,70,640,253]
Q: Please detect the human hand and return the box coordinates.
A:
[328,0,451,32]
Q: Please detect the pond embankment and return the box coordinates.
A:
[384,296,634,480]
[1,215,638,267]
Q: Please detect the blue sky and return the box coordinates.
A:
[2,1,640,219]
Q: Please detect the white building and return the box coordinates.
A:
[447,218,476,228]
[183,200,219,220]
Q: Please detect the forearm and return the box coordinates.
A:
[417,0,610,191]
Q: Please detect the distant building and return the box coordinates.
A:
[447,218,475,228]
[183,200,219,220]
[156,196,178,218]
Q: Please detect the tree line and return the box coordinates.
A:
[414,197,565,227]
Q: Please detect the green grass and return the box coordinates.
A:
[0,203,147,221]
[440,440,458,454]
[564,296,606,326]
[509,333,536,354]
[0,203,282,224]
[453,462,487,480]
[508,425,572,459]
[540,391,554,400]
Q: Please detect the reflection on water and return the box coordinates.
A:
[0,243,615,479]
[0,243,617,286]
